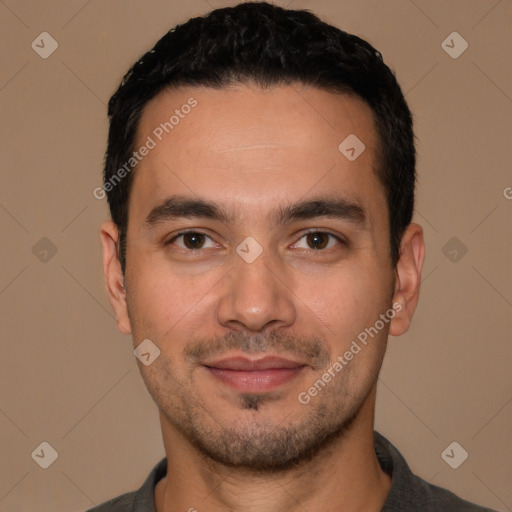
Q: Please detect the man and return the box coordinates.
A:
[91,2,496,511]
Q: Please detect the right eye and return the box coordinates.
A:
[165,230,219,251]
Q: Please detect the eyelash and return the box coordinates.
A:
[165,229,346,252]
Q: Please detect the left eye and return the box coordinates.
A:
[293,231,343,250]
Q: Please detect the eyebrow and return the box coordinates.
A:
[144,194,367,229]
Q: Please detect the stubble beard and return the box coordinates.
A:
[133,319,386,474]
[143,360,374,474]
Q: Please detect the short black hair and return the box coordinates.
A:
[104,1,416,275]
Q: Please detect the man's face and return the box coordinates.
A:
[106,83,403,470]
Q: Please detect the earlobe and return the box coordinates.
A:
[100,221,132,335]
[389,223,425,337]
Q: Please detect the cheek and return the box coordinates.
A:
[297,262,389,335]
[126,257,219,340]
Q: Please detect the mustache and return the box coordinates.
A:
[184,330,330,371]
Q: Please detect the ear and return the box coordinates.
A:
[389,223,425,336]
[100,221,132,335]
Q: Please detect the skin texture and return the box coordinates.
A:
[101,83,425,512]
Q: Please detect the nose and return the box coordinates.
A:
[216,246,296,333]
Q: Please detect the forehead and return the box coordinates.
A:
[130,83,386,229]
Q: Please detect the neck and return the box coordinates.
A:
[155,389,391,512]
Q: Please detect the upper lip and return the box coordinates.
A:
[203,355,307,371]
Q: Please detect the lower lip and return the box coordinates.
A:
[204,366,305,393]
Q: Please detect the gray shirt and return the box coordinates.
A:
[86,431,497,511]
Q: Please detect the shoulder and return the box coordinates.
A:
[374,431,497,512]
[85,491,138,512]
[84,457,167,512]
[412,475,498,511]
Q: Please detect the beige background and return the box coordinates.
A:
[1,0,511,511]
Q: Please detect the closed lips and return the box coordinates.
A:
[203,356,307,371]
